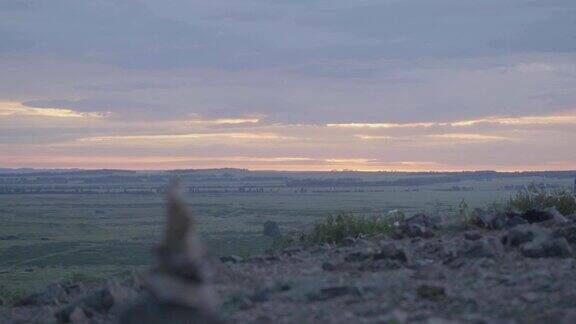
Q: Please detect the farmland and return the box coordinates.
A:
[0,169,574,292]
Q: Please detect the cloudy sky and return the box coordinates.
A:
[0,0,575,171]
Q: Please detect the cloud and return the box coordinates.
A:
[0,101,106,118]
[0,1,575,170]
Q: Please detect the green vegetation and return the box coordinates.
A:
[0,285,24,305]
[508,187,576,215]
[276,212,403,247]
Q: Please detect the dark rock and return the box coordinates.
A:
[341,236,356,246]
[345,251,370,262]
[68,307,88,323]
[262,221,281,238]
[506,215,529,228]
[281,247,303,256]
[502,225,539,247]
[310,286,363,301]
[405,213,442,229]
[403,223,434,238]
[322,262,337,271]
[472,211,507,230]
[417,284,446,300]
[373,243,410,263]
[220,255,243,264]
[521,236,573,258]
[0,235,18,241]
[522,209,554,224]
[555,225,576,243]
[464,231,483,241]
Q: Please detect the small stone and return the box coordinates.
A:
[464,231,482,241]
[341,236,356,246]
[310,286,363,301]
[322,262,337,271]
[220,255,243,264]
[262,221,281,238]
[345,251,370,262]
[472,211,506,230]
[373,243,410,263]
[404,223,434,238]
[417,284,446,300]
[502,225,539,247]
[69,307,89,324]
[282,247,303,255]
[406,213,442,229]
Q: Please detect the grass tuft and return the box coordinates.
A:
[508,186,576,215]
[0,285,25,305]
[275,212,403,248]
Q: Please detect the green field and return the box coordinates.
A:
[0,169,573,292]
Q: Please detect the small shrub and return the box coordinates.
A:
[68,271,98,284]
[274,212,400,248]
[508,187,576,215]
[0,285,24,305]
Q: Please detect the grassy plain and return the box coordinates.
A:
[0,170,573,293]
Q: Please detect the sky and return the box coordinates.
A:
[0,0,575,171]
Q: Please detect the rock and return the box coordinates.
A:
[506,215,529,228]
[345,251,370,262]
[417,284,446,300]
[460,238,502,259]
[118,183,222,324]
[341,236,356,246]
[56,288,115,323]
[220,255,243,264]
[68,307,89,324]
[521,209,554,224]
[262,221,281,238]
[403,223,434,238]
[309,286,363,301]
[546,207,569,224]
[555,225,576,243]
[464,231,482,241]
[521,236,573,258]
[502,225,540,247]
[373,243,410,263]
[281,247,303,256]
[471,211,507,230]
[406,212,442,229]
[322,262,337,271]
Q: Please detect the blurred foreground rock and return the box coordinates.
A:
[118,184,222,324]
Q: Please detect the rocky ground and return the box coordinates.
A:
[2,206,576,323]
